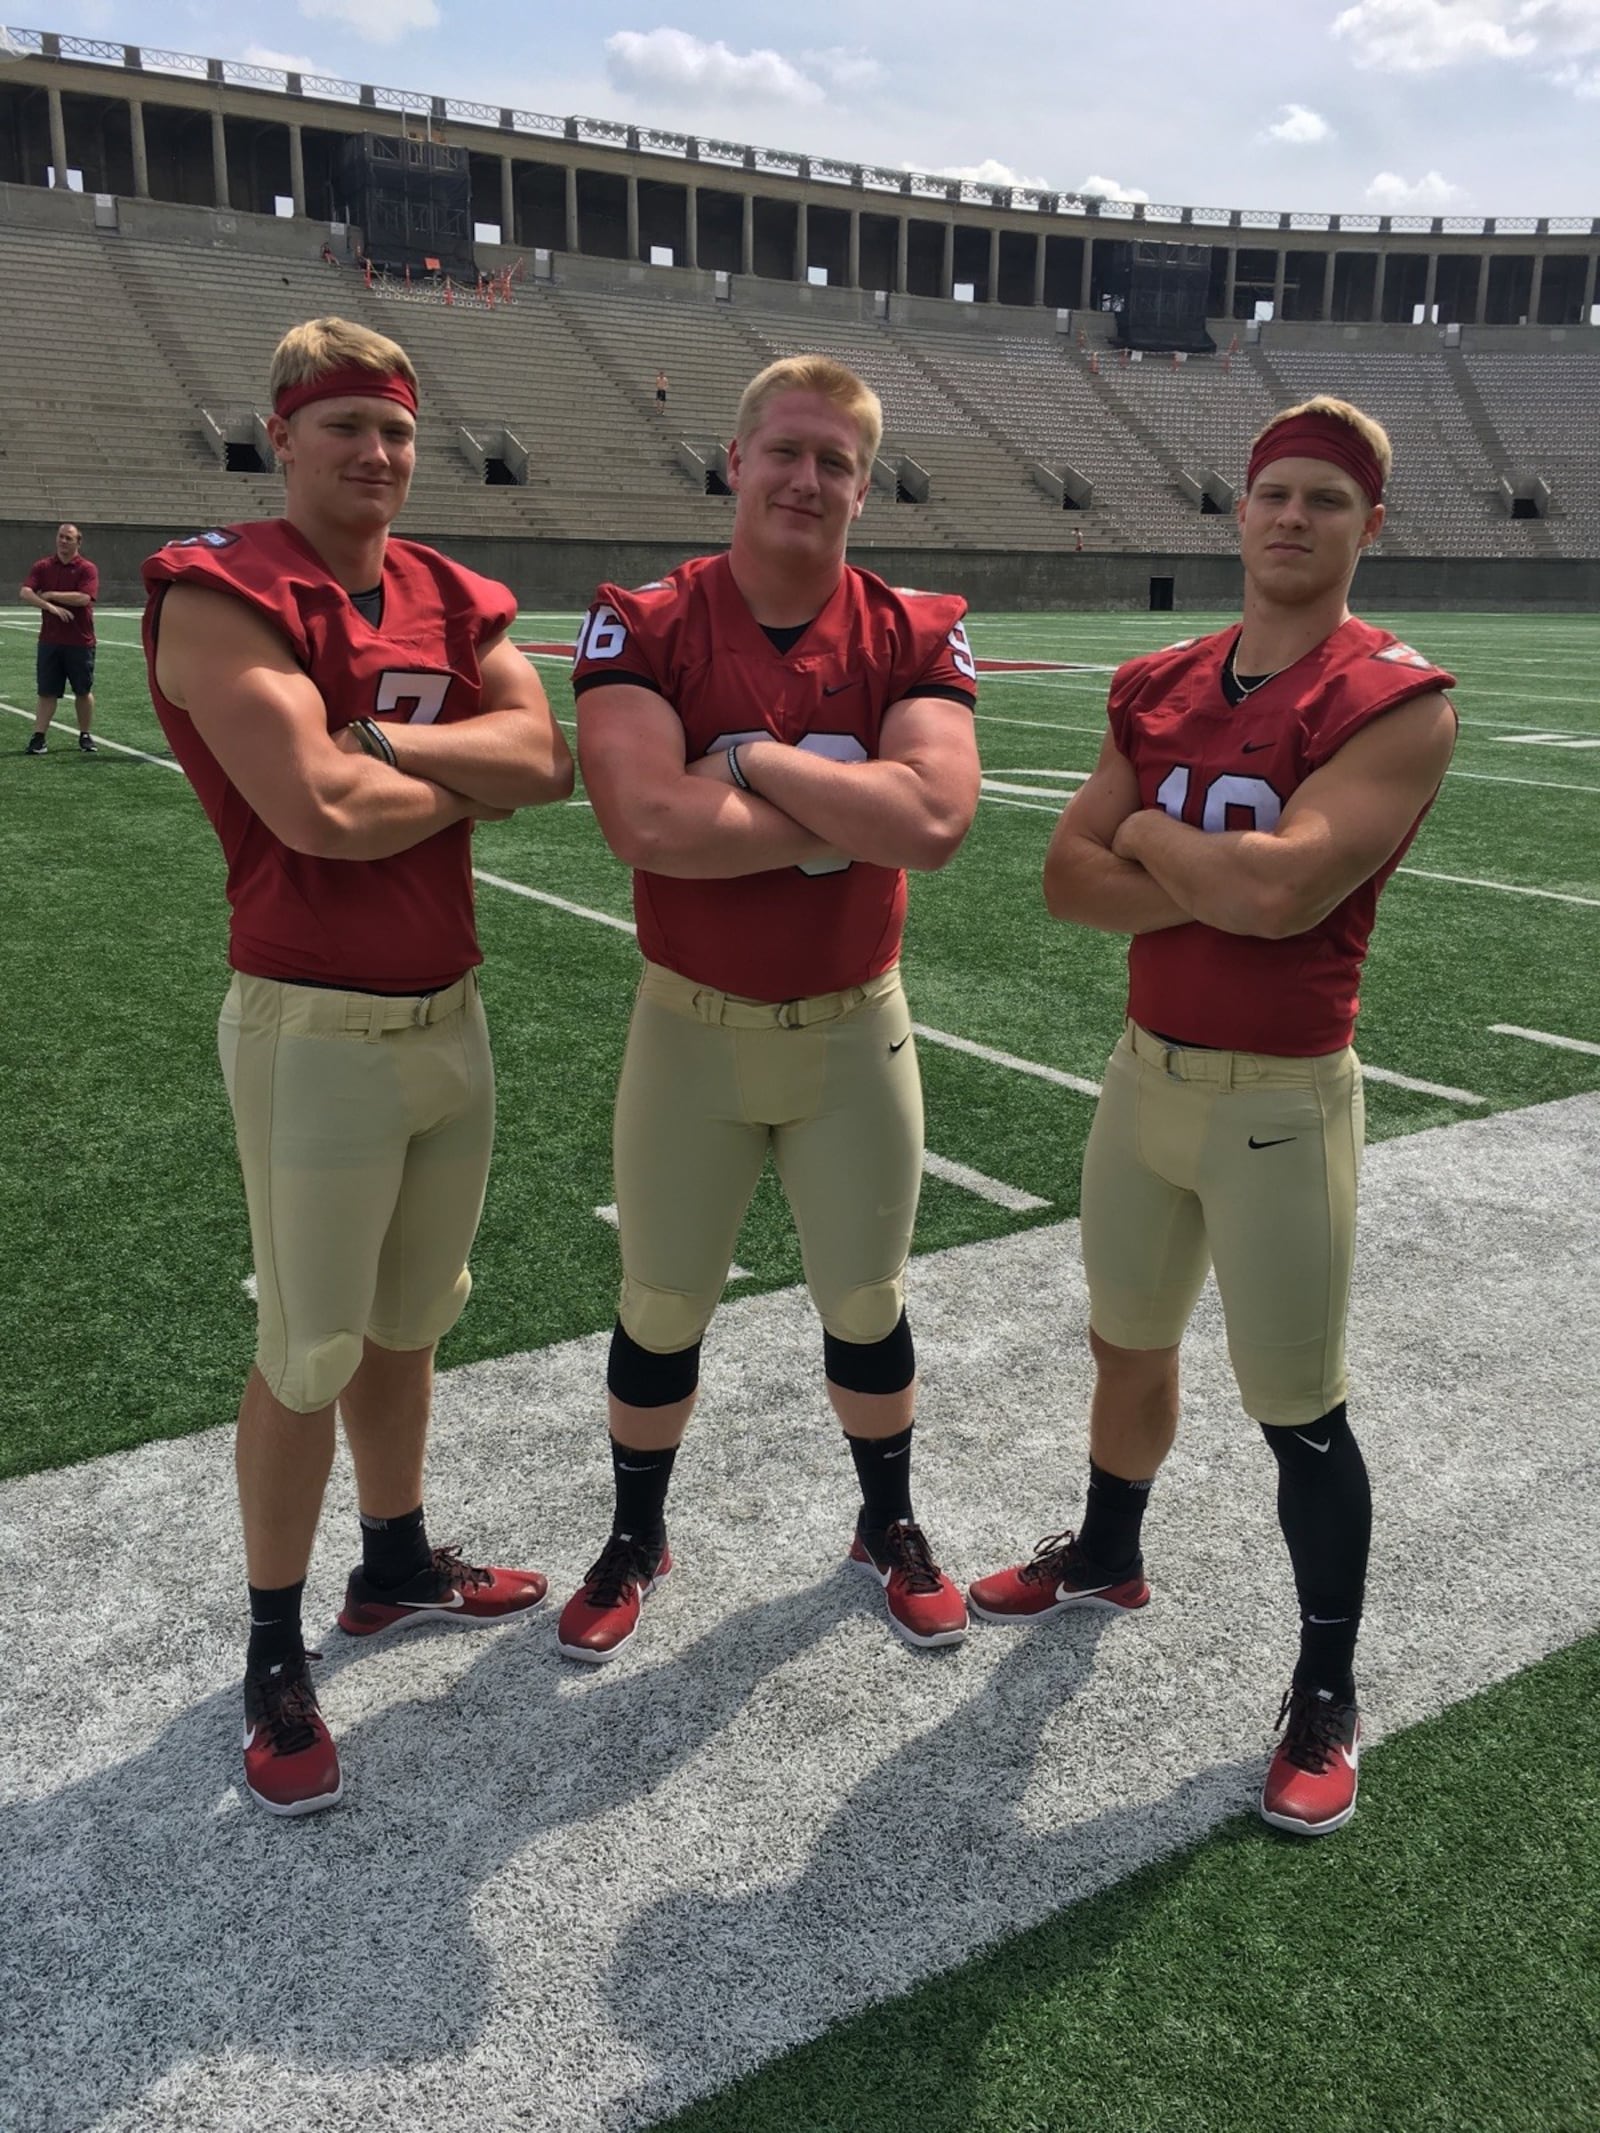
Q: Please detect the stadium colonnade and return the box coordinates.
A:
[0,27,1597,610]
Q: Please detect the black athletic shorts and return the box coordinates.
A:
[37,644,95,698]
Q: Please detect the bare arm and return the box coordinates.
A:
[732,696,980,873]
[1113,692,1458,939]
[20,586,71,621]
[1043,730,1196,934]
[577,683,837,878]
[154,584,475,861]
[375,634,574,810]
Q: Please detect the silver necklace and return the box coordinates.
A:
[1225,647,1282,699]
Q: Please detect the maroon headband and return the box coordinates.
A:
[274,365,419,420]
[1246,413,1384,505]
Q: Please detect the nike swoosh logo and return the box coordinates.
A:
[243,1722,258,1749]
[390,1590,465,1611]
[1241,740,1272,753]
[1297,1439,1333,1456]
[1248,1136,1294,1149]
[889,1035,912,1054]
[1341,1744,1360,1770]
[1057,1580,1110,1601]
[823,677,862,696]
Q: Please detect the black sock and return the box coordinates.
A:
[1077,1460,1153,1576]
[359,1503,431,1590]
[246,1579,306,1673]
[611,1438,676,1553]
[1262,1405,1370,1703]
[846,1423,915,1547]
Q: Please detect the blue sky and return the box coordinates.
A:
[30,1,1600,216]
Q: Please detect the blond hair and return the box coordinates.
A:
[735,355,883,468]
[1249,395,1393,491]
[268,317,417,405]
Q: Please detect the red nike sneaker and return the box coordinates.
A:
[557,1531,672,1663]
[242,1653,342,1817]
[967,1528,1150,1621]
[1260,1684,1362,1836]
[337,1544,547,1637]
[849,1518,969,1649]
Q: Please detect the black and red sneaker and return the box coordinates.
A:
[337,1544,547,1638]
[556,1531,672,1664]
[967,1528,1150,1622]
[242,1653,342,1817]
[849,1518,969,1649]
[1260,1684,1362,1836]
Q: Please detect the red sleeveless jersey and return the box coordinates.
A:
[1107,617,1456,1055]
[142,521,516,991]
[572,553,977,1000]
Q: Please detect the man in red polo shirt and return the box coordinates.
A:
[22,522,99,755]
[970,396,1458,1839]
[143,317,573,1816]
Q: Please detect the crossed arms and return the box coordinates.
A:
[577,684,981,879]
[1045,692,1458,940]
[22,583,94,623]
[154,584,573,862]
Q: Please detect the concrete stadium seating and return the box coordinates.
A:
[1,223,1595,563]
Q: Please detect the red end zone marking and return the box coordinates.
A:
[516,642,1091,675]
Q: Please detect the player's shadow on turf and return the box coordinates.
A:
[602,1612,1261,2132]
[2,1571,858,2133]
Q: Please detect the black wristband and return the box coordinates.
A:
[726,742,752,792]
[352,716,397,768]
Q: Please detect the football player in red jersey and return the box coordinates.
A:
[142,319,573,1815]
[562,355,982,1661]
[970,397,1458,1837]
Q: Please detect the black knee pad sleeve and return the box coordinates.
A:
[607,1321,701,1407]
[823,1311,915,1396]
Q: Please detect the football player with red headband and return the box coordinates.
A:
[970,396,1458,1838]
[142,318,573,1816]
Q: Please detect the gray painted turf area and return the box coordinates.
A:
[4,1093,1599,2133]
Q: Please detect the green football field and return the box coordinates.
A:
[2,602,1598,2130]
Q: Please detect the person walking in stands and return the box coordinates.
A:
[559,354,981,1664]
[23,522,98,755]
[654,369,669,415]
[142,317,574,1817]
[970,396,1457,1839]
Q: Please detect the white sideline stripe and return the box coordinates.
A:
[595,1202,751,1282]
[982,776,1088,798]
[1448,770,1600,795]
[922,1151,1050,1211]
[980,794,1061,815]
[472,870,636,935]
[0,701,179,771]
[1491,1023,1600,1059]
[1396,866,1600,909]
[912,1023,1102,1097]
[1360,1063,1485,1104]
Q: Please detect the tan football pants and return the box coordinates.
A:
[1081,1021,1364,1426]
[613,961,923,1352]
[218,970,494,1414]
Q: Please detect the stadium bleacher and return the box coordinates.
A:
[0,221,1595,565]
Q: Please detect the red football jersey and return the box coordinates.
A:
[572,553,977,999]
[1107,618,1456,1055]
[142,520,516,992]
[27,554,98,646]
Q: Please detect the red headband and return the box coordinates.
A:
[1247,413,1384,505]
[274,366,418,420]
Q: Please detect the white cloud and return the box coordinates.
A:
[239,44,325,74]
[1365,167,1469,207]
[1076,173,1150,203]
[1333,0,1600,69]
[298,0,439,42]
[1263,101,1335,143]
[605,28,826,106]
[1550,55,1600,85]
[801,46,884,93]
[936,158,1053,191]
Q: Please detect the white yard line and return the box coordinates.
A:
[912,1023,1102,1097]
[921,1151,1050,1211]
[472,870,637,935]
[0,700,178,770]
[1360,1064,1484,1104]
[1396,867,1600,909]
[1490,1024,1600,1059]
